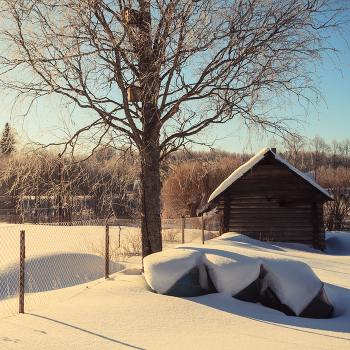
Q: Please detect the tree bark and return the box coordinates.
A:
[139,143,162,259]
[138,1,162,259]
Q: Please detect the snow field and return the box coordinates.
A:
[1,225,350,349]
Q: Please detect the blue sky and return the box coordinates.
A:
[2,26,350,156]
[211,34,350,154]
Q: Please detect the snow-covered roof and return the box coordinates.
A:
[208,147,333,203]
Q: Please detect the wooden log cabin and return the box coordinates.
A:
[208,148,333,250]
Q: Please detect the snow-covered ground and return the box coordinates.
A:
[1,225,350,349]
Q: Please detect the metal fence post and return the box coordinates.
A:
[181,216,185,244]
[19,230,25,313]
[202,215,205,244]
[105,224,109,279]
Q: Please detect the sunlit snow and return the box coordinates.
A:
[1,225,350,349]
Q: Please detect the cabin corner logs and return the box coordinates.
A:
[210,149,333,250]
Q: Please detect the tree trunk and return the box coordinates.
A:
[139,144,162,259]
[137,1,162,260]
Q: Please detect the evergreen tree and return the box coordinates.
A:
[0,123,16,156]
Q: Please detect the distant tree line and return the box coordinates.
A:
[1,123,349,230]
[0,126,140,223]
[161,136,350,231]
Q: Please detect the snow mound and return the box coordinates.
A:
[261,258,322,315]
[144,249,205,294]
[0,252,124,300]
[144,233,325,316]
[326,232,350,255]
[206,232,281,250]
[202,252,261,295]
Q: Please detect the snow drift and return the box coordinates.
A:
[143,233,333,318]
[0,252,124,300]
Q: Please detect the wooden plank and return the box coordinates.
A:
[228,194,313,200]
[231,175,306,183]
[233,235,313,242]
[229,206,312,211]
[242,232,313,239]
[228,211,313,217]
[230,202,312,214]
[228,205,312,210]
[229,223,313,229]
[228,188,312,196]
[228,191,313,197]
[229,182,311,191]
[228,213,313,219]
[229,213,312,219]
[229,231,314,236]
[227,198,312,205]
[229,226,313,233]
[229,212,313,217]
[229,221,313,227]
[229,200,312,205]
[240,178,305,186]
[234,234,313,244]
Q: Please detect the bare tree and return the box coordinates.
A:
[340,138,350,176]
[162,161,207,218]
[0,147,139,223]
[281,134,307,170]
[310,135,329,181]
[0,1,349,258]
[319,166,350,230]
[161,156,240,218]
[330,139,341,169]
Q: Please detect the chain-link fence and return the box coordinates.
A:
[0,225,20,317]
[0,214,221,318]
[162,213,222,244]
[0,221,130,318]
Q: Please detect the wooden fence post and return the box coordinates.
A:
[19,230,25,313]
[105,224,109,279]
[181,216,185,244]
[202,215,205,244]
[219,212,223,236]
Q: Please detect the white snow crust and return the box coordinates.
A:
[202,252,261,295]
[144,233,323,315]
[209,147,333,202]
[1,225,350,349]
[143,248,202,294]
[261,258,322,315]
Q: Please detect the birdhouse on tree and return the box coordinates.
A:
[124,7,140,28]
[128,85,142,102]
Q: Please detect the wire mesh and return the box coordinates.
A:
[0,222,126,318]
[0,225,21,316]
[162,213,221,244]
[0,215,220,318]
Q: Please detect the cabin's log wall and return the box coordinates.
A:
[217,163,326,249]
